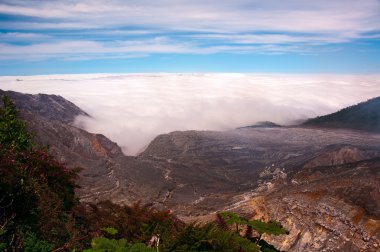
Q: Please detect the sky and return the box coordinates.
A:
[1,0,380,74]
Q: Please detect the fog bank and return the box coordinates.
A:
[1,73,379,155]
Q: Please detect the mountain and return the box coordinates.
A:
[0,89,165,205]
[237,121,281,129]
[2,90,380,251]
[303,96,380,132]
[0,90,89,123]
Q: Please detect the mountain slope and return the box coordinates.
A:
[0,89,176,206]
[0,90,89,124]
[303,96,380,132]
[2,90,380,251]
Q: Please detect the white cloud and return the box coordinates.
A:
[186,33,351,45]
[0,38,196,60]
[0,21,99,30]
[0,32,52,41]
[0,36,312,61]
[0,0,379,45]
[1,73,379,155]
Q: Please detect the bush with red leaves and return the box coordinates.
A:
[0,95,82,251]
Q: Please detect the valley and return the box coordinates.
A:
[1,89,380,251]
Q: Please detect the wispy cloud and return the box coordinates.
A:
[0,38,195,60]
[1,1,379,34]
[0,32,52,42]
[0,37,316,61]
[186,33,351,45]
[0,0,379,62]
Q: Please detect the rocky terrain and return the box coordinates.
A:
[0,90,167,204]
[140,128,380,214]
[264,157,380,251]
[208,154,380,251]
[2,89,380,251]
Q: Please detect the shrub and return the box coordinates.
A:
[0,95,82,250]
[83,237,155,252]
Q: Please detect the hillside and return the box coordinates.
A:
[0,94,275,252]
[303,96,380,132]
[0,90,89,123]
[2,90,380,251]
[0,89,170,205]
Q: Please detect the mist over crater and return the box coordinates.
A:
[1,73,379,155]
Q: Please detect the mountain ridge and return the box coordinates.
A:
[0,89,89,124]
[303,96,380,132]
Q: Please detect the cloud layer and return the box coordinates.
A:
[1,73,380,154]
[1,0,380,61]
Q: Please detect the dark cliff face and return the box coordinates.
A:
[2,90,380,251]
[303,96,380,132]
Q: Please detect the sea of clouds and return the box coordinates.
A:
[1,73,379,155]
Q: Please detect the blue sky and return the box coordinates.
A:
[1,0,380,75]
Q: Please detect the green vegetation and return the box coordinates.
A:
[0,95,288,251]
[0,95,33,153]
[217,212,288,251]
[0,95,81,250]
[84,237,154,252]
[165,223,259,252]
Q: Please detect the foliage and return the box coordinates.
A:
[78,201,264,251]
[101,227,119,236]
[218,212,248,233]
[218,212,287,236]
[248,220,288,236]
[165,223,259,252]
[0,95,82,251]
[22,232,54,252]
[128,243,155,252]
[83,237,155,252]
[75,200,183,245]
[217,212,288,251]
[0,95,33,153]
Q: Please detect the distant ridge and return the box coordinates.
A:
[303,96,380,132]
[237,121,281,129]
